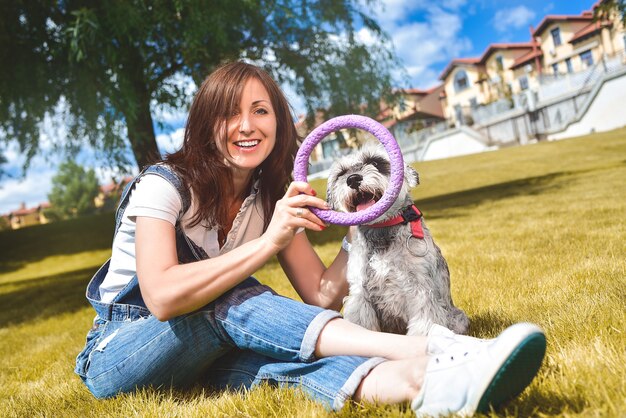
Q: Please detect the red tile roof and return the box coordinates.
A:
[479,43,534,64]
[439,57,481,80]
[569,20,613,44]
[510,49,544,69]
[532,14,593,37]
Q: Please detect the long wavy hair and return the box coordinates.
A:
[165,61,300,230]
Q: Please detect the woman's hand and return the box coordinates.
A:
[263,181,328,250]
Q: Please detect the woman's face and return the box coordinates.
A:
[225,77,277,176]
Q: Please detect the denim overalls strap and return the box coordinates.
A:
[85,164,208,321]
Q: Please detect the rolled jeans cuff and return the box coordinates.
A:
[333,356,387,410]
[299,309,342,362]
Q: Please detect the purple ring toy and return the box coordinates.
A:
[293,114,404,226]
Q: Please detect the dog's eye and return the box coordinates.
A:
[365,156,390,174]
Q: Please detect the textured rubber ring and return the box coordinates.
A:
[293,115,404,225]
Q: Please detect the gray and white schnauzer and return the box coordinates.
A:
[327,143,470,336]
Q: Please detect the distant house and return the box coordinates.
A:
[438,0,625,127]
[7,202,51,230]
[438,57,483,126]
[532,6,624,77]
[377,86,446,148]
[94,177,133,211]
[379,85,446,130]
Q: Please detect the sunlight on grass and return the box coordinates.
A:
[1,128,625,417]
[0,250,111,285]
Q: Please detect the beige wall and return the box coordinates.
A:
[10,212,41,229]
[539,21,587,69]
[609,11,626,53]
[442,65,485,123]
[483,49,535,96]
[511,64,541,94]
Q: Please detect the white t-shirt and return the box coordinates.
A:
[99,174,227,302]
[98,169,302,304]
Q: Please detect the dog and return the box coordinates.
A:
[326,142,469,336]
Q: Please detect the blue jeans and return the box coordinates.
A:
[75,276,385,410]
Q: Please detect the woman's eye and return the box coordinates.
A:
[255,108,269,115]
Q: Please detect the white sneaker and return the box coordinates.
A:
[427,324,489,355]
[413,323,546,417]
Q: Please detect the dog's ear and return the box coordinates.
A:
[325,181,335,210]
[405,165,420,187]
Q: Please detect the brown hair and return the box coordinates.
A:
[165,61,300,230]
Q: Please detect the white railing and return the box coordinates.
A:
[537,50,626,102]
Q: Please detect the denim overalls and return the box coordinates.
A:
[74,164,384,410]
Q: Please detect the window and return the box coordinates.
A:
[565,58,573,73]
[580,50,594,68]
[519,75,529,91]
[551,27,562,46]
[496,55,504,71]
[469,97,478,108]
[454,70,470,92]
[552,63,559,76]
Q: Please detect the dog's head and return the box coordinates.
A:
[326,142,419,224]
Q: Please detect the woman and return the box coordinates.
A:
[75,61,546,416]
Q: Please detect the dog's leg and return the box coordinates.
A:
[343,292,381,332]
[446,307,470,335]
[406,316,434,336]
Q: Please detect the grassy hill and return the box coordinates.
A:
[1,128,625,417]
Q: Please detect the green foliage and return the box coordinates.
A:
[48,161,100,218]
[0,216,9,231]
[0,0,400,171]
[595,0,626,24]
[1,128,625,417]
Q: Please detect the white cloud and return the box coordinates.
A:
[156,127,185,155]
[367,3,472,88]
[493,6,536,33]
[441,0,468,10]
[0,170,53,215]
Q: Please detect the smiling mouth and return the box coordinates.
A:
[234,140,260,149]
[350,191,379,212]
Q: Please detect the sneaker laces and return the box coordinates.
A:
[427,324,489,355]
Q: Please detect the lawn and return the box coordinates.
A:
[1,127,625,417]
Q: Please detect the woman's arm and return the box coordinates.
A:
[136,217,279,320]
[135,181,327,321]
[277,229,352,311]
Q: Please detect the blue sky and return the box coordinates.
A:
[0,0,598,215]
[366,0,594,89]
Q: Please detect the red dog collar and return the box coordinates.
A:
[368,205,424,239]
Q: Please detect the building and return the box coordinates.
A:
[438,0,625,127]
[7,202,51,230]
[94,177,132,211]
[377,85,446,148]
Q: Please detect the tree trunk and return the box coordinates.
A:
[119,40,161,170]
[126,101,160,169]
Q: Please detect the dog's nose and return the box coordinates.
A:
[346,174,363,189]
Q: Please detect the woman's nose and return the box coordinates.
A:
[239,115,255,135]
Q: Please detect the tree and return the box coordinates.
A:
[0,1,400,173]
[595,0,626,25]
[48,161,100,218]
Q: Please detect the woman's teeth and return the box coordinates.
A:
[235,140,260,148]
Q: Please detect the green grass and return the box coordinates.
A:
[1,128,625,417]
